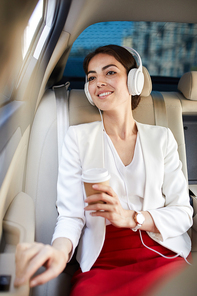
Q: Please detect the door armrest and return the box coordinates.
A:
[0,192,35,295]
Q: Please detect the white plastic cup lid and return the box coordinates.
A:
[82,168,111,183]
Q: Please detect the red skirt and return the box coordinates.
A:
[70,225,189,296]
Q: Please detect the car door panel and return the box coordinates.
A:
[0,126,33,296]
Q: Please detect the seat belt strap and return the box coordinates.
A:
[152,91,168,128]
[53,82,70,163]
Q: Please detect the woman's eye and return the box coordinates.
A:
[107,71,116,75]
[87,76,95,82]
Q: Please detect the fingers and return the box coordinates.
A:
[15,243,66,287]
[89,203,124,226]
[15,243,44,285]
[92,184,115,197]
[84,198,119,211]
[23,245,54,283]
[29,260,62,287]
[85,193,114,206]
[88,204,132,228]
[84,185,131,227]
[84,185,132,228]
[85,194,121,222]
[90,209,117,220]
[85,185,118,206]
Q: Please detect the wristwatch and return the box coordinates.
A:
[132,211,145,232]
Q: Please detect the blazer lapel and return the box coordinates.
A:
[136,122,161,210]
[82,121,105,170]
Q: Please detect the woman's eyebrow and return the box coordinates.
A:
[102,64,118,70]
[87,70,96,75]
[87,64,118,76]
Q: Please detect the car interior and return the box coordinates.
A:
[0,0,197,295]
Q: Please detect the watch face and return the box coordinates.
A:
[137,213,145,224]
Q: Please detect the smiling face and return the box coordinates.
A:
[87,53,131,111]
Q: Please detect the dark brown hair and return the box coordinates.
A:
[83,44,141,110]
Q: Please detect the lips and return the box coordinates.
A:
[98,91,113,97]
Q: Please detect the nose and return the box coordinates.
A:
[97,81,107,88]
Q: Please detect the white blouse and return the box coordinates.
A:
[104,132,146,225]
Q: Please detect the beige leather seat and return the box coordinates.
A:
[25,68,197,296]
[177,71,197,198]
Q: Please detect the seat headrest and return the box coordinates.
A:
[178,71,197,100]
[141,66,152,97]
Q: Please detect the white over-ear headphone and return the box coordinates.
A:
[84,46,144,106]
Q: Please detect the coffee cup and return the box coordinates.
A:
[82,168,111,205]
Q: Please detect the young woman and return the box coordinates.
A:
[15,45,193,296]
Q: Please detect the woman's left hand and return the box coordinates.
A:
[84,184,135,228]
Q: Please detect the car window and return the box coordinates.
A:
[64,21,197,81]
[0,0,44,107]
[22,0,44,59]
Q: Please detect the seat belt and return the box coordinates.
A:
[152,91,168,128]
[53,82,70,163]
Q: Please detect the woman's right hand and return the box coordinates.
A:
[14,238,72,288]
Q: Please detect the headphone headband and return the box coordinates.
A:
[123,46,143,72]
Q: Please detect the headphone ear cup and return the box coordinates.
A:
[128,68,144,96]
[84,82,95,105]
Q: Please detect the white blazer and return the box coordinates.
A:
[52,121,193,272]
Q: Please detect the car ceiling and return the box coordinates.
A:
[64,0,197,45]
